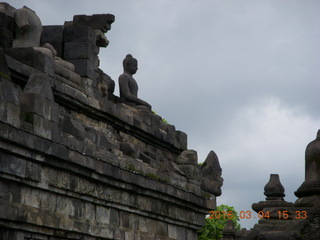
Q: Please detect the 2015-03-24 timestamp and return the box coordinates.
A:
[208,210,308,220]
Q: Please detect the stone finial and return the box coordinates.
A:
[200,151,223,196]
[295,130,320,205]
[252,173,293,214]
[264,174,285,200]
[221,220,236,240]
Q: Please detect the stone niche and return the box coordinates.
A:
[0,2,221,240]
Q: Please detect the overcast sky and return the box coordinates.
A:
[9,0,320,229]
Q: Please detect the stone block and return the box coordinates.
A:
[41,25,64,57]
[176,150,198,165]
[20,93,53,119]
[43,213,60,228]
[176,130,188,150]
[0,12,14,28]
[0,101,21,127]
[96,206,110,225]
[72,198,85,218]
[175,226,186,240]
[0,13,14,49]
[0,152,26,178]
[40,193,57,212]
[23,72,54,100]
[54,63,81,85]
[83,202,95,221]
[56,196,75,216]
[67,59,97,80]
[0,78,21,104]
[64,26,96,45]
[0,49,11,80]
[61,118,85,140]
[30,114,52,139]
[60,83,88,104]
[4,48,55,76]
[20,187,41,208]
[25,161,41,181]
[0,27,13,49]
[64,42,96,61]
[88,96,100,109]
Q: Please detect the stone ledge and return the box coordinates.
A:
[0,121,211,210]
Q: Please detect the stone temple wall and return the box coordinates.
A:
[0,3,220,240]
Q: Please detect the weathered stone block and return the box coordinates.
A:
[67,59,97,80]
[0,11,14,28]
[41,25,64,57]
[25,161,41,181]
[0,79,20,104]
[176,130,187,150]
[0,28,13,49]
[0,102,20,127]
[20,187,41,208]
[40,192,57,212]
[43,213,60,228]
[4,48,55,76]
[53,63,81,84]
[0,152,26,178]
[31,114,52,139]
[0,12,14,49]
[61,118,85,140]
[23,72,54,100]
[64,42,96,61]
[60,82,88,104]
[64,26,96,45]
[0,50,11,80]
[20,93,53,119]
[56,196,75,216]
[83,202,95,221]
[96,206,110,225]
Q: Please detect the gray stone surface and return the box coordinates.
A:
[41,25,64,57]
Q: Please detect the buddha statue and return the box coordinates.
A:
[118,54,151,111]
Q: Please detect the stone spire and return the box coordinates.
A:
[264,174,285,200]
[295,130,320,206]
[252,174,293,215]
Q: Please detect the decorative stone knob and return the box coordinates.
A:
[264,174,285,200]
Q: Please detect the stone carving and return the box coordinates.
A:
[13,6,42,48]
[12,5,75,71]
[251,174,293,214]
[264,174,285,200]
[221,220,236,240]
[118,54,152,110]
[200,151,223,196]
[173,150,200,180]
[72,14,115,47]
[295,130,320,206]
